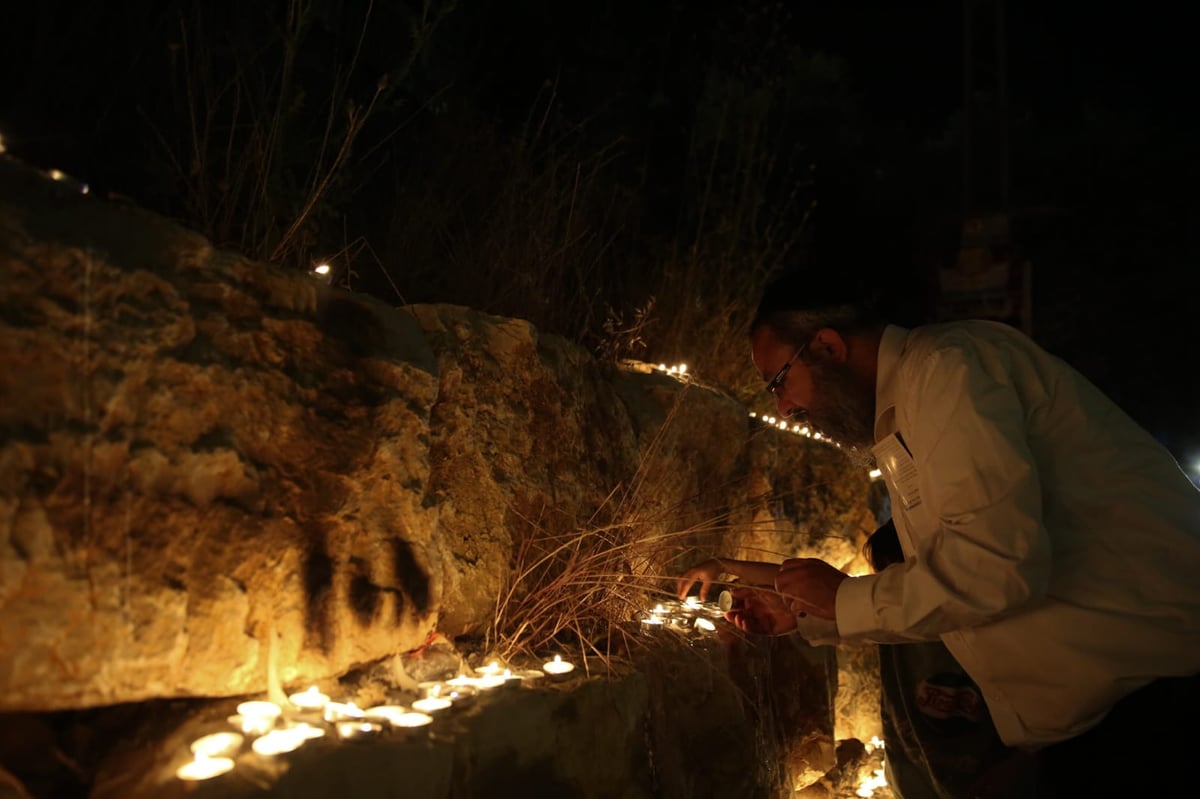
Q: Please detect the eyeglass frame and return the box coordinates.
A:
[765,340,810,396]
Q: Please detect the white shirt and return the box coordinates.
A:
[835,322,1200,747]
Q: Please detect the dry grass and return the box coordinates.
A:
[484,383,838,673]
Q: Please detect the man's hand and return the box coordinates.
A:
[676,558,722,600]
[725,586,797,636]
[775,558,848,621]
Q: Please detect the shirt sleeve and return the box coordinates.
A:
[837,336,1054,642]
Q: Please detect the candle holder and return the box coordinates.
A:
[176,754,235,781]
[235,701,282,736]
[541,655,576,681]
[639,615,666,635]
[336,720,384,740]
[323,701,366,723]
[251,728,308,756]
[411,695,453,713]
[365,706,434,731]
[190,732,244,759]
[287,685,331,713]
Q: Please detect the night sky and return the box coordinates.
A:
[2,1,1198,471]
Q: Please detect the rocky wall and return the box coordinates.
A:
[0,155,877,726]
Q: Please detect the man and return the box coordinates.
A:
[737,271,1200,795]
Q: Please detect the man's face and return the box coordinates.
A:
[750,325,877,461]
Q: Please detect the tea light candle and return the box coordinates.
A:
[476,660,505,677]
[694,617,717,632]
[684,596,702,610]
[475,673,508,690]
[176,754,235,781]
[323,701,366,722]
[542,654,576,681]
[411,695,452,713]
[284,722,326,740]
[251,728,308,756]
[235,701,282,736]
[336,720,383,740]
[640,615,665,631]
[288,685,330,712]
[390,711,433,728]
[365,706,433,728]
[190,732,243,758]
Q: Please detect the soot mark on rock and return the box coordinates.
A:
[302,525,334,654]
[389,538,430,620]
[348,558,382,625]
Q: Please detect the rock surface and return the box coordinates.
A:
[0,152,878,760]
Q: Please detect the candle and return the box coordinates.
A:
[235,701,282,736]
[251,728,308,756]
[476,660,505,677]
[323,701,366,722]
[285,722,326,740]
[365,706,433,728]
[694,617,717,632]
[411,684,453,712]
[541,654,576,681]
[411,695,452,713]
[190,732,243,758]
[684,596,702,610]
[336,720,383,740]
[640,615,665,632]
[288,685,330,712]
[176,755,235,781]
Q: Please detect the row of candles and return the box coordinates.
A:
[177,655,578,781]
[178,596,729,782]
[749,411,884,480]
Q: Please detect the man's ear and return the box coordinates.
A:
[813,328,849,362]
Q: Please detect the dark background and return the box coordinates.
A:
[2,0,1197,473]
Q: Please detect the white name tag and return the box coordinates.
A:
[873,433,922,510]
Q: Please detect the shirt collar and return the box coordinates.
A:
[873,325,909,443]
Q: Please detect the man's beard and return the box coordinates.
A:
[804,359,877,468]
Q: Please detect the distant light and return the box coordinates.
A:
[313,263,331,276]
[678,364,687,374]
[0,133,6,153]
[868,468,883,480]
[48,169,65,181]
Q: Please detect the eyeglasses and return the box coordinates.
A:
[765,341,809,396]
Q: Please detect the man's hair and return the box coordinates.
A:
[749,268,885,347]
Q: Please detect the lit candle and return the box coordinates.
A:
[365,706,433,728]
[251,728,308,756]
[336,720,383,740]
[541,655,576,681]
[694,617,717,632]
[439,683,477,705]
[476,660,505,677]
[235,701,282,736]
[190,732,243,758]
[411,695,452,713]
[323,701,366,722]
[683,596,701,610]
[176,754,235,781]
[640,615,665,632]
[474,673,508,690]
[288,685,330,712]
[285,722,326,740]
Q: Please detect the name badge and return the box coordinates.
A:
[873,432,922,510]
